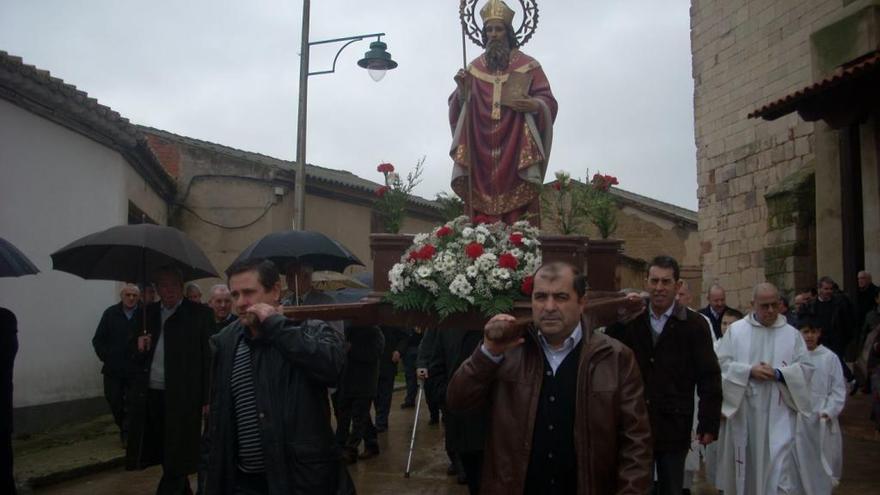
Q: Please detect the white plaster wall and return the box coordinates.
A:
[0,99,130,407]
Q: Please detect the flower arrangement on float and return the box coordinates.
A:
[385,215,542,318]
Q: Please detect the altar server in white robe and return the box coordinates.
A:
[799,317,846,485]
[714,283,830,495]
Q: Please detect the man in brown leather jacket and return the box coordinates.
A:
[447,262,652,494]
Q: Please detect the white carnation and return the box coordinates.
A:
[461,227,474,238]
[449,274,473,298]
[416,265,433,279]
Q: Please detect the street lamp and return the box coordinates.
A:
[294,0,398,230]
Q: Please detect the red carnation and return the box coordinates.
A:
[435,226,452,237]
[465,242,484,259]
[418,244,436,260]
[552,181,562,191]
[509,232,524,246]
[520,276,534,295]
[472,214,493,225]
[375,186,389,198]
[408,244,436,261]
[377,163,395,173]
[498,253,518,269]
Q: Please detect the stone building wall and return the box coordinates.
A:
[691,0,846,310]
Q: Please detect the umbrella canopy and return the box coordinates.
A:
[51,224,218,282]
[0,237,40,277]
[311,270,369,291]
[230,230,363,274]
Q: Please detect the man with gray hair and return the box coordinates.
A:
[699,284,729,340]
[185,282,203,304]
[93,283,141,443]
[712,282,828,494]
[208,284,237,336]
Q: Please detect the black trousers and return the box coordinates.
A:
[459,450,483,495]
[104,373,130,434]
[148,390,192,495]
[1,428,14,495]
[335,396,378,454]
[652,450,687,495]
[402,347,419,405]
[374,362,396,429]
[233,471,268,495]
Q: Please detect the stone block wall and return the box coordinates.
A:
[691,0,845,310]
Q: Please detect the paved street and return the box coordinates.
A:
[31,390,880,494]
[33,388,467,495]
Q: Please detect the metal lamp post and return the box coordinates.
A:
[294,0,398,229]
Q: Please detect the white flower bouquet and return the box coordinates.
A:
[384,216,542,319]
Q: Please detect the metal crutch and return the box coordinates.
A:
[404,380,424,478]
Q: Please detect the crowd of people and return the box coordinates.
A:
[74,252,880,494]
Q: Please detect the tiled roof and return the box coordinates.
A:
[608,186,698,226]
[137,126,441,211]
[553,179,698,227]
[748,52,880,121]
[0,51,175,199]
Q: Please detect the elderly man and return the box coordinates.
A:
[92,284,142,443]
[200,259,352,494]
[126,267,213,494]
[449,0,557,223]
[608,256,721,495]
[281,262,341,333]
[713,283,828,494]
[447,261,652,493]
[207,284,237,336]
[699,284,729,339]
[184,282,203,304]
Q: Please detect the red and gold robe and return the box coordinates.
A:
[449,49,557,223]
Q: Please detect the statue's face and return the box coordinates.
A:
[484,20,507,46]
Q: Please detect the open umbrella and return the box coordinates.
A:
[0,237,40,277]
[229,230,363,273]
[51,224,218,283]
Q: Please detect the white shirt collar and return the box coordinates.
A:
[651,303,675,320]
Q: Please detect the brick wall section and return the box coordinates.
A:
[145,134,181,178]
[690,0,844,310]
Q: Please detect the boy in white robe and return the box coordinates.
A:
[799,318,846,485]
[714,283,830,495]
[705,308,743,486]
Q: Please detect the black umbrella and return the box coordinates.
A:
[229,230,363,274]
[0,237,40,277]
[51,224,218,282]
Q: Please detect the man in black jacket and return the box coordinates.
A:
[92,283,141,443]
[698,284,729,339]
[207,284,237,336]
[1,307,18,495]
[608,255,721,495]
[429,328,486,492]
[334,324,384,463]
[200,258,352,494]
[126,267,212,495]
[374,326,406,432]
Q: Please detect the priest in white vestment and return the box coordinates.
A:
[799,318,846,485]
[714,283,829,495]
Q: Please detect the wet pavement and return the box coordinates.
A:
[32,389,468,494]
[28,389,880,494]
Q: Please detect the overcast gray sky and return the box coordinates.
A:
[0,0,697,210]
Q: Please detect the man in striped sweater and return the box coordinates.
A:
[200,259,352,494]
